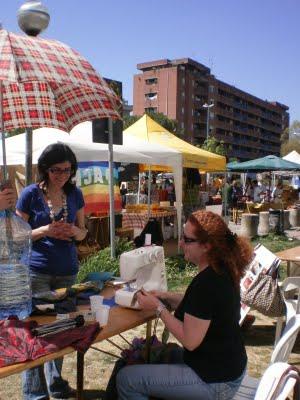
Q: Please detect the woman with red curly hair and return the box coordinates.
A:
[116,210,253,400]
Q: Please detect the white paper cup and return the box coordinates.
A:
[90,295,104,312]
[95,304,110,326]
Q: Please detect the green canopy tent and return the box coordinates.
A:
[227,155,300,207]
[227,155,300,172]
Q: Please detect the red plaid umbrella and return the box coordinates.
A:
[0,28,120,132]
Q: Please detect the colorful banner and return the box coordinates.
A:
[76,161,121,215]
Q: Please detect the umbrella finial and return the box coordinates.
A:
[17,1,50,37]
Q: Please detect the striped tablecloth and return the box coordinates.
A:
[122,210,177,230]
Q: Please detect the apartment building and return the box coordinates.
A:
[133,58,289,161]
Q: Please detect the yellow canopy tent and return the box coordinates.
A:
[123,114,226,171]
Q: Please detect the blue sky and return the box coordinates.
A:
[2,0,299,122]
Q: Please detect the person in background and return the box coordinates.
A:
[120,183,128,209]
[150,176,159,204]
[16,143,87,400]
[0,183,16,210]
[243,178,254,201]
[271,180,284,203]
[116,210,253,400]
[253,180,266,203]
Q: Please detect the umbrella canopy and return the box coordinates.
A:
[123,114,226,171]
[227,155,300,172]
[0,29,120,132]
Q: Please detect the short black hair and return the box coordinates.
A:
[37,143,78,194]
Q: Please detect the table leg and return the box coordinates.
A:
[145,320,152,363]
[77,351,84,400]
[287,261,291,277]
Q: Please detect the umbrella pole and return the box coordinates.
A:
[137,172,141,204]
[0,82,8,180]
[108,119,115,259]
[147,166,151,219]
[25,128,33,185]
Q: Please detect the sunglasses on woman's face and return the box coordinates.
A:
[181,234,199,244]
[48,167,72,175]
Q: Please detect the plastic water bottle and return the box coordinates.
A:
[0,210,32,319]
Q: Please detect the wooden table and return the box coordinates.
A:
[276,246,300,277]
[0,288,155,400]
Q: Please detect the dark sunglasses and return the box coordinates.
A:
[48,167,72,175]
[181,234,199,244]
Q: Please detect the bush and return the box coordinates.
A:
[76,239,135,283]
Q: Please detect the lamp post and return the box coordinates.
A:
[202,102,214,142]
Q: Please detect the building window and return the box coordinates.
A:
[145,78,158,85]
[145,93,157,100]
[209,85,215,93]
[181,122,185,129]
[145,107,157,113]
[182,91,185,98]
[182,77,185,85]
[182,107,185,114]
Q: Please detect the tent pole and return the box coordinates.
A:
[108,119,115,259]
[0,81,8,180]
[147,167,151,218]
[137,172,141,204]
[25,128,33,185]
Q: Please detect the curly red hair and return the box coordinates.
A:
[188,210,253,288]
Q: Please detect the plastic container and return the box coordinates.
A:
[0,210,32,319]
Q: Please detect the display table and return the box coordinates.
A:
[276,246,300,277]
[122,209,178,239]
[0,287,155,400]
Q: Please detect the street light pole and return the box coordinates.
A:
[202,103,214,142]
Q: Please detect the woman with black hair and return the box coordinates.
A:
[16,143,87,400]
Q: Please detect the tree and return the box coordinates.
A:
[281,137,300,156]
[280,120,300,156]
[281,120,300,143]
[123,112,180,134]
[199,136,226,156]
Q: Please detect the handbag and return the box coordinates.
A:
[241,272,286,317]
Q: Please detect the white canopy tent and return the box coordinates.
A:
[71,122,183,243]
[2,128,151,165]
[3,124,183,242]
[283,150,300,164]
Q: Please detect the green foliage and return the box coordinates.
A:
[281,120,300,144]
[123,115,140,129]
[199,136,226,156]
[165,255,196,291]
[281,137,300,156]
[76,239,135,283]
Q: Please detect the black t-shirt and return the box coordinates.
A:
[174,266,247,383]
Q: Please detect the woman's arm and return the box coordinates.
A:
[16,209,77,241]
[137,291,211,351]
[70,207,87,241]
[151,290,184,310]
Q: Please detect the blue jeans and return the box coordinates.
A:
[22,272,76,400]
[116,352,246,400]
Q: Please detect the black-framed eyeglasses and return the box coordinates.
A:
[48,167,72,175]
[181,234,199,244]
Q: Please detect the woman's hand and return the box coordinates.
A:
[46,220,74,241]
[0,188,16,210]
[136,290,160,311]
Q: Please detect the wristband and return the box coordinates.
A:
[156,301,166,318]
